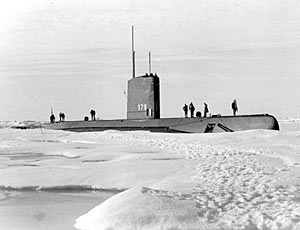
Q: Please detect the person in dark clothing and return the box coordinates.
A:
[231,99,238,116]
[50,114,55,123]
[196,111,202,118]
[189,102,195,118]
[90,109,96,121]
[183,104,188,118]
[203,103,209,117]
[59,112,65,122]
[59,112,65,121]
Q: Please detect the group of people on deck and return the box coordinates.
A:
[182,99,238,118]
[50,100,239,123]
[182,102,209,118]
[50,112,67,123]
[50,109,97,123]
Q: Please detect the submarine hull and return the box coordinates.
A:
[45,114,279,133]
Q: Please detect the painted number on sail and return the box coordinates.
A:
[138,104,147,111]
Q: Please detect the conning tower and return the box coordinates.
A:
[127,26,160,120]
[127,73,160,119]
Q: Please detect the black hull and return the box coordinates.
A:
[45,114,279,133]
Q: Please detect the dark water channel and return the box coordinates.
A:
[0,190,118,230]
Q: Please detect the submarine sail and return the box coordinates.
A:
[127,74,160,120]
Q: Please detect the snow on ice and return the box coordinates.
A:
[0,121,300,229]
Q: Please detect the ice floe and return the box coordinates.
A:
[0,122,300,229]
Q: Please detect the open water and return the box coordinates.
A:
[0,190,117,230]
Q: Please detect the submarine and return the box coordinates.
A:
[46,26,279,133]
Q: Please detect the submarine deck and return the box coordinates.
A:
[45,114,279,133]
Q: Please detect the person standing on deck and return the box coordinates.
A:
[189,102,195,118]
[50,114,55,123]
[59,112,65,121]
[204,103,209,117]
[183,104,188,118]
[90,110,96,121]
[59,112,65,122]
[231,99,238,116]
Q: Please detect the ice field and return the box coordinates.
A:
[1,120,300,229]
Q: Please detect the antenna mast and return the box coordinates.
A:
[132,25,135,78]
[149,52,151,74]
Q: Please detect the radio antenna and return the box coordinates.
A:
[149,52,151,74]
[132,25,135,78]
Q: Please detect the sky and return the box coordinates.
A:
[1,0,300,121]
